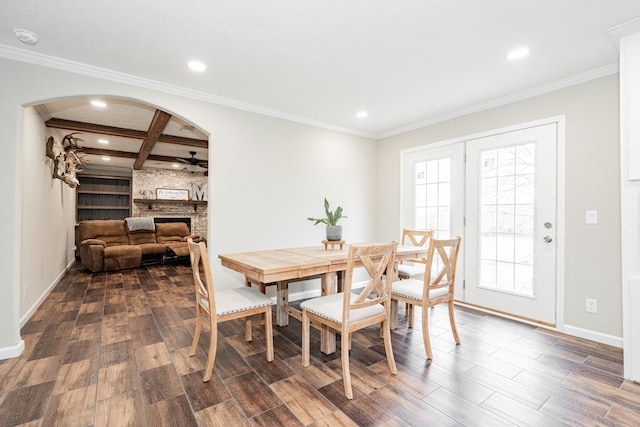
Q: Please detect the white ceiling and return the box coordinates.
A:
[2,1,640,139]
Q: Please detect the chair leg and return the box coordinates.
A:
[422,304,433,360]
[390,299,398,330]
[203,325,217,382]
[448,299,461,345]
[264,307,274,362]
[382,319,398,375]
[408,303,414,328]
[302,311,310,367]
[341,331,353,400]
[189,310,203,356]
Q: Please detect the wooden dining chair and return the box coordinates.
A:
[187,239,274,382]
[301,242,398,399]
[391,236,461,359]
[397,229,433,279]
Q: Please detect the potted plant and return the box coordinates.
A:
[308,198,347,241]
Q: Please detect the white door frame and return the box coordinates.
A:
[399,115,566,330]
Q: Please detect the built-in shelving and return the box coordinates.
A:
[76,175,132,221]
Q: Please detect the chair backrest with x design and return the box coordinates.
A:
[398,229,433,279]
[189,239,215,318]
[423,236,461,303]
[401,229,432,248]
[342,241,398,324]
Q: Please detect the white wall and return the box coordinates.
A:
[377,75,622,340]
[20,109,77,322]
[0,57,377,356]
[0,84,23,358]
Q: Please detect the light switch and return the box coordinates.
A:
[586,210,598,225]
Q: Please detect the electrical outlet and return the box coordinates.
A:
[23,286,28,299]
[586,298,597,313]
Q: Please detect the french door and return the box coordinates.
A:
[402,121,558,324]
[402,143,465,299]
[465,123,557,325]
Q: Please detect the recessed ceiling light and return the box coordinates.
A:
[506,47,530,60]
[101,156,111,161]
[98,139,109,144]
[188,61,206,72]
[172,163,181,168]
[14,28,39,46]
[356,111,368,119]
[91,100,107,108]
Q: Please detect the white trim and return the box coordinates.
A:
[0,44,618,141]
[381,65,617,139]
[563,324,623,348]
[0,44,376,140]
[555,118,566,331]
[620,30,640,382]
[20,258,75,328]
[0,340,25,360]
[606,17,640,50]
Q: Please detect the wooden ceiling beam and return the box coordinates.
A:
[81,147,185,164]
[134,110,172,170]
[45,118,208,147]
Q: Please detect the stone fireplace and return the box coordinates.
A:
[131,169,208,239]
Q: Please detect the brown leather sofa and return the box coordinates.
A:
[78,219,201,272]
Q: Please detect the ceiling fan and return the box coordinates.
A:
[176,151,208,172]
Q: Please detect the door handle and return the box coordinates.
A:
[544,236,553,243]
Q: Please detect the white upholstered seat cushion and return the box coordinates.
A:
[200,287,273,315]
[397,263,425,278]
[300,292,385,324]
[391,279,449,301]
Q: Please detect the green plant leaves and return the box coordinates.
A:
[308,198,347,226]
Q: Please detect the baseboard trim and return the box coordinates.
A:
[20,258,76,328]
[562,324,623,348]
[0,340,25,360]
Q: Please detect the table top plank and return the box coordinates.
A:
[218,244,427,283]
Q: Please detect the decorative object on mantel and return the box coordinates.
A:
[307,198,347,242]
[192,183,208,201]
[138,189,154,199]
[156,188,189,200]
[45,132,85,188]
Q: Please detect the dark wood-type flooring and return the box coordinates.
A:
[1,262,639,426]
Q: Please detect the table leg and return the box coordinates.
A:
[320,272,338,354]
[390,299,399,330]
[276,281,289,327]
[389,260,400,329]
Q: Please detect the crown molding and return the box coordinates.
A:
[606,17,640,49]
[0,44,622,142]
[0,44,376,139]
[378,63,619,139]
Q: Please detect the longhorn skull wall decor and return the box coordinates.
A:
[46,132,86,188]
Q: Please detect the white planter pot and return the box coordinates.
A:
[326,225,343,241]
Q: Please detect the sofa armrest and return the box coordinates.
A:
[81,238,106,247]
[79,241,106,272]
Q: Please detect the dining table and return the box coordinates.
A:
[218,243,426,354]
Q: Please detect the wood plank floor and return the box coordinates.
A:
[1,262,639,426]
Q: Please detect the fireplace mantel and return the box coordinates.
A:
[133,198,207,211]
